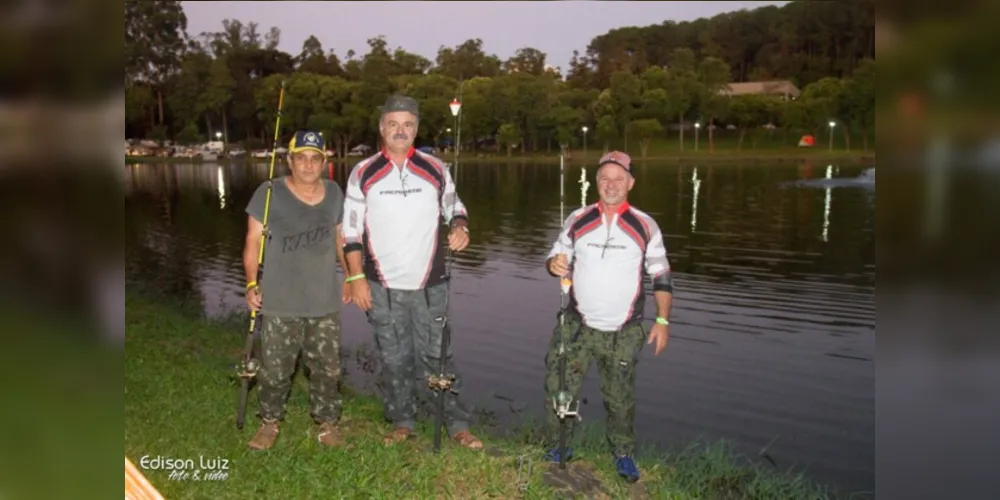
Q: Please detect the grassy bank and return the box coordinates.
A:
[125,293,850,499]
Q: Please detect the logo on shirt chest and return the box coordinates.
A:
[585,236,627,252]
[378,187,423,196]
[377,168,426,197]
[586,242,627,251]
[281,225,332,253]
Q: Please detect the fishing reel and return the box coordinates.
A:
[552,390,581,421]
[236,357,260,380]
[427,373,458,394]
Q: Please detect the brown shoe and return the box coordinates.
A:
[382,427,412,446]
[248,419,280,450]
[452,430,484,450]
[316,422,345,447]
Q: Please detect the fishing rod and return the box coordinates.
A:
[554,146,581,469]
[236,80,286,430]
[429,162,460,453]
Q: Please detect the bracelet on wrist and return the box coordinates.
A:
[246,281,258,290]
[655,316,669,326]
[345,273,366,283]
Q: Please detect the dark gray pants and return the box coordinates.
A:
[367,280,473,436]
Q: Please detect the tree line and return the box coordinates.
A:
[126,0,875,157]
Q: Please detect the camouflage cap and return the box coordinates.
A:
[380,94,419,117]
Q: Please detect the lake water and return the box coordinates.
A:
[124,159,875,495]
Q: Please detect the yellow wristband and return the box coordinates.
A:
[655,317,669,326]
[246,281,258,290]
[345,274,366,283]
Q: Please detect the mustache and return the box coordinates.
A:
[392,133,408,140]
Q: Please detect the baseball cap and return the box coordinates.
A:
[598,150,633,177]
[288,130,326,155]
[380,94,420,118]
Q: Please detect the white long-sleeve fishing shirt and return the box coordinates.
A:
[547,202,673,331]
[341,147,468,290]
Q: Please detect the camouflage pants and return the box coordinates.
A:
[367,281,474,436]
[544,310,646,457]
[258,313,342,424]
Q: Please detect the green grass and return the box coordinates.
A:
[125,292,861,499]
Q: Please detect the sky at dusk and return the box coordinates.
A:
[181,1,788,70]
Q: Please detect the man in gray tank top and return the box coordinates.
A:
[242,130,348,450]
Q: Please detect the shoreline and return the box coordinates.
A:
[124,291,858,499]
[126,150,875,166]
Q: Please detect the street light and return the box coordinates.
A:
[828,120,836,152]
[449,98,462,161]
[581,126,588,157]
[215,131,222,141]
[694,122,701,152]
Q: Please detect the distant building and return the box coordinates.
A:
[719,80,801,100]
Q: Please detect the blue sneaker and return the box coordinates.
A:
[545,446,573,463]
[615,455,640,482]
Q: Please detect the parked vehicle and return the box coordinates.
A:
[346,144,372,157]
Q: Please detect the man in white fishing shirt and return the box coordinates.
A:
[341,95,483,450]
[543,150,674,482]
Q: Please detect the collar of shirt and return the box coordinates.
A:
[597,200,630,226]
[598,200,631,216]
[380,146,416,169]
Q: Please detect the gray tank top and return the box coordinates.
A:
[245,177,344,317]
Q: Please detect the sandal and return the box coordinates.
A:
[382,427,411,446]
[452,430,484,450]
[317,422,345,447]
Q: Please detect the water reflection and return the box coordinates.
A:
[823,165,833,242]
[217,165,227,210]
[578,166,590,209]
[691,167,701,232]
[125,160,876,494]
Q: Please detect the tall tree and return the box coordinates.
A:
[166,41,211,138]
[204,56,237,143]
[297,36,331,75]
[664,48,698,151]
[504,47,547,75]
[841,59,875,151]
[433,39,503,80]
[126,0,187,127]
[696,56,731,152]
